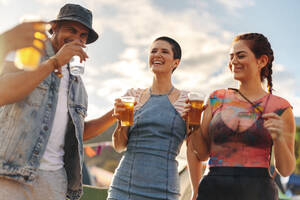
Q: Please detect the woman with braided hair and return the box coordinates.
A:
[184,33,296,200]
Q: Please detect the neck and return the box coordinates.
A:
[238,79,267,98]
[151,74,173,94]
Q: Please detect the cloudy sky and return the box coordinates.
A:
[1,0,299,118]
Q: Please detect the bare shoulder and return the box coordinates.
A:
[281,107,295,130]
[169,88,186,105]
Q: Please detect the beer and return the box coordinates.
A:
[120,96,135,126]
[14,23,47,71]
[188,100,204,125]
[188,92,205,125]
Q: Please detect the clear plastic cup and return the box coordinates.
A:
[119,96,135,126]
[187,92,205,125]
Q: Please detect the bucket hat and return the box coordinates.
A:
[49,3,98,44]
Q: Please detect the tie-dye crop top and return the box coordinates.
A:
[208,89,291,168]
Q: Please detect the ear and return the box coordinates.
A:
[258,55,269,70]
[50,23,59,35]
[172,59,180,69]
[228,63,233,72]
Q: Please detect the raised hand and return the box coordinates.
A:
[54,40,88,67]
[263,112,284,141]
[1,21,47,56]
[112,98,126,121]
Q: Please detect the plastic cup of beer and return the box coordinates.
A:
[69,47,87,76]
[187,92,205,125]
[14,22,49,71]
[120,96,135,126]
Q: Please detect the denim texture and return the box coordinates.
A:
[0,41,88,200]
[108,93,186,200]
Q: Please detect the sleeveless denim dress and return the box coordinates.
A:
[108,88,186,200]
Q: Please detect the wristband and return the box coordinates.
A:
[51,56,62,78]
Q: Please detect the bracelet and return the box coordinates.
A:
[50,56,62,78]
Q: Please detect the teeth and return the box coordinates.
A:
[153,61,162,64]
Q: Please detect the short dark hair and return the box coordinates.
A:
[154,36,181,72]
[154,36,181,60]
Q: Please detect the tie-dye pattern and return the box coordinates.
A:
[208,89,291,168]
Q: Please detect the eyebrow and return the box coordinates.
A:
[64,25,88,34]
[229,50,247,56]
[152,48,170,51]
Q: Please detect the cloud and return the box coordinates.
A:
[34,0,67,5]
[81,0,237,118]
[0,0,9,5]
[29,0,299,117]
[216,0,255,11]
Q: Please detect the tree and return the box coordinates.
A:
[295,126,300,174]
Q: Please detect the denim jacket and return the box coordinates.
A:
[0,41,87,200]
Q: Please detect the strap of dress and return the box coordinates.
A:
[167,86,175,95]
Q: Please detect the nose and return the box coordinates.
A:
[153,51,162,57]
[231,55,238,65]
[72,37,84,45]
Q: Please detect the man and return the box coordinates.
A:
[0,3,115,200]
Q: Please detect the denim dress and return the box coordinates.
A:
[108,89,186,200]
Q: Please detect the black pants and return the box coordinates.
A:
[197,167,278,200]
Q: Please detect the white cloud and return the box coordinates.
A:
[34,0,67,5]
[82,0,236,118]
[30,0,299,117]
[0,0,9,5]
[82,0,300,118]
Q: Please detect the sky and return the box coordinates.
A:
[1,0,299,118]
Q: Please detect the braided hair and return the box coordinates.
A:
[233,33,274,93]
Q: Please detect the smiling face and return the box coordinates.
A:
[148,40,179,75]
[229,40,264,82]
[51,21,89,52]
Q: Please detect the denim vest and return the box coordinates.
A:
[0,41,87,200]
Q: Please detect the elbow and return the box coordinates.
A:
[0,93,7,106]
[187,144,209,162]
[278,170,294,177]
[113,145,126,153]
[112,142,126,153]
[277,163,296,177]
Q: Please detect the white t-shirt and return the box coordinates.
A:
[39,65,70,170]
[6,51,70,171]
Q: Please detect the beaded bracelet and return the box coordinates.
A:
[51,56,62,78]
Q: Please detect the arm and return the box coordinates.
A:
[263,108,296,177]
[186,131,203,200]
[83,109,116,141]
[0,40,87,106]
[109,97,132,153]
[185,101,212,199]
[112,121,129,153]
[189,101,212,161]
[0,58,57,106]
